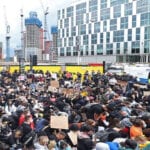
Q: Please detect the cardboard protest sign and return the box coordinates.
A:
[144,91,150,96]
[50,115,69,129]
[50,80,59,88]
[68,131,78,145]
[48,86,58,93]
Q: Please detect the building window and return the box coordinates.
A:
[120,17,128,29]
[73,47,78,56]
[113,5,121,18]
[71,17,74,27]
[106,43,113,55]
[58,10,60,19]
[64,18,69,28]
[132,41,140,54]
[116,43,120,54]
[128,29,132,41]
[103,20,107,32]
[60,20,62,28]
[100,33,103,43]
[110,19,117,31]
[76,2,86,15]
[137,0,150,14]
[141,12,150,26]
[136,28,140,41]
[124,42,128,54]
[97,44,103,55]
[88,23,92,34]
[100,0,107,9]
[83,35,89,45]
[86,13,89,23]
[89,0,98,11]
[66,47,71,56]
[66,28,69,37]
[62,29,65,37]
[94,22,100,33]
[110,0,128,7]
[91,45,95,55]
[60,48,64,56]
[80,24,86,35]
[132,15,136,28]
[113,30,124,42]
[91,34,97,44]
[100,8,110,20]
[71,27,76,36]
[145,26,150,40]
[69,37,73,46]
[62,9,65,18]
[76,14,83,25]
[106,32,110,43]
[125,3,132,16]
[144,40,150,53]
[85,45,89,55]
[57,38,62,47]
[67,6,73,17]
[64,38,67,47]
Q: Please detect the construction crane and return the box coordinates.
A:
[3,6,11,62]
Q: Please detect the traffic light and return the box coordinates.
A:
[32,55,37,66]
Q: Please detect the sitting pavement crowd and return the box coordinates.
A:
[0,69,150,150]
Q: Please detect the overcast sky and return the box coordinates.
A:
[0,0,73,52]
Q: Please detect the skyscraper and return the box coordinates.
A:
[57,0,150,64]
[25,11,43,61]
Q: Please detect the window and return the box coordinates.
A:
[69,37,73,46]
[67,6,73,17]
[110,0,128,7]
[124,42,128,54]
[97,44,103,55]
[125,3,132,16]
[141,12,150,26]
[83,35,89,45]
[62,9,65,18]
[66,47,71,56]
[76,2,86,15]
[73,47,78,56]
[57,38,62,47]
[66,28,69,37]
[101,8,110,20]
[137,0,150,14]
[89,24,92,34]
[128,29,132,41]
[76,14,84,25]
[132,41,140,54]
[100,0,107,9]
[110,19,117,31]
[91,45,95,55]
[114,5,121,18]
[106,32,110,43]
[116,43,120,54]
[64,38,67,47]
[106,44,113,54]
[132,15,136,28]
[80,24,86,35]
[89,0,98,11]
[120,17,128,29]
[145,26,150,40]
[144,40,150,53]
[60,48,64,56]
[114,30,124,42]
[100,33,103,43]
[85,45,89,55]
[57,10,60,19]
[136,28,140,41]
[64,18,69,28]
[94,22,100,33]
[91,34,97,44]
[103,21,107,32]
[71,27,76,36]
[62,29,65,37]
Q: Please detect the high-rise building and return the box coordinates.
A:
[25,11,43,61]
[57,0,150,64]
[0,42,2,60]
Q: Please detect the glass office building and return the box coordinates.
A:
[57,0,150,64]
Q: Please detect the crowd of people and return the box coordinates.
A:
[0,69,150,150]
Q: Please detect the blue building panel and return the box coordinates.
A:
[25,18,42,28]
[51,26,58,34]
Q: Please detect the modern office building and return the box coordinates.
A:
[25,11,43,61]
[57,0,150,64]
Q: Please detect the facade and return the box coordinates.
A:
[57,0,150,64]
[25,11,43,61]
[51,26,58,62]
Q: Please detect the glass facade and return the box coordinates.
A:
[57,0,150,63]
